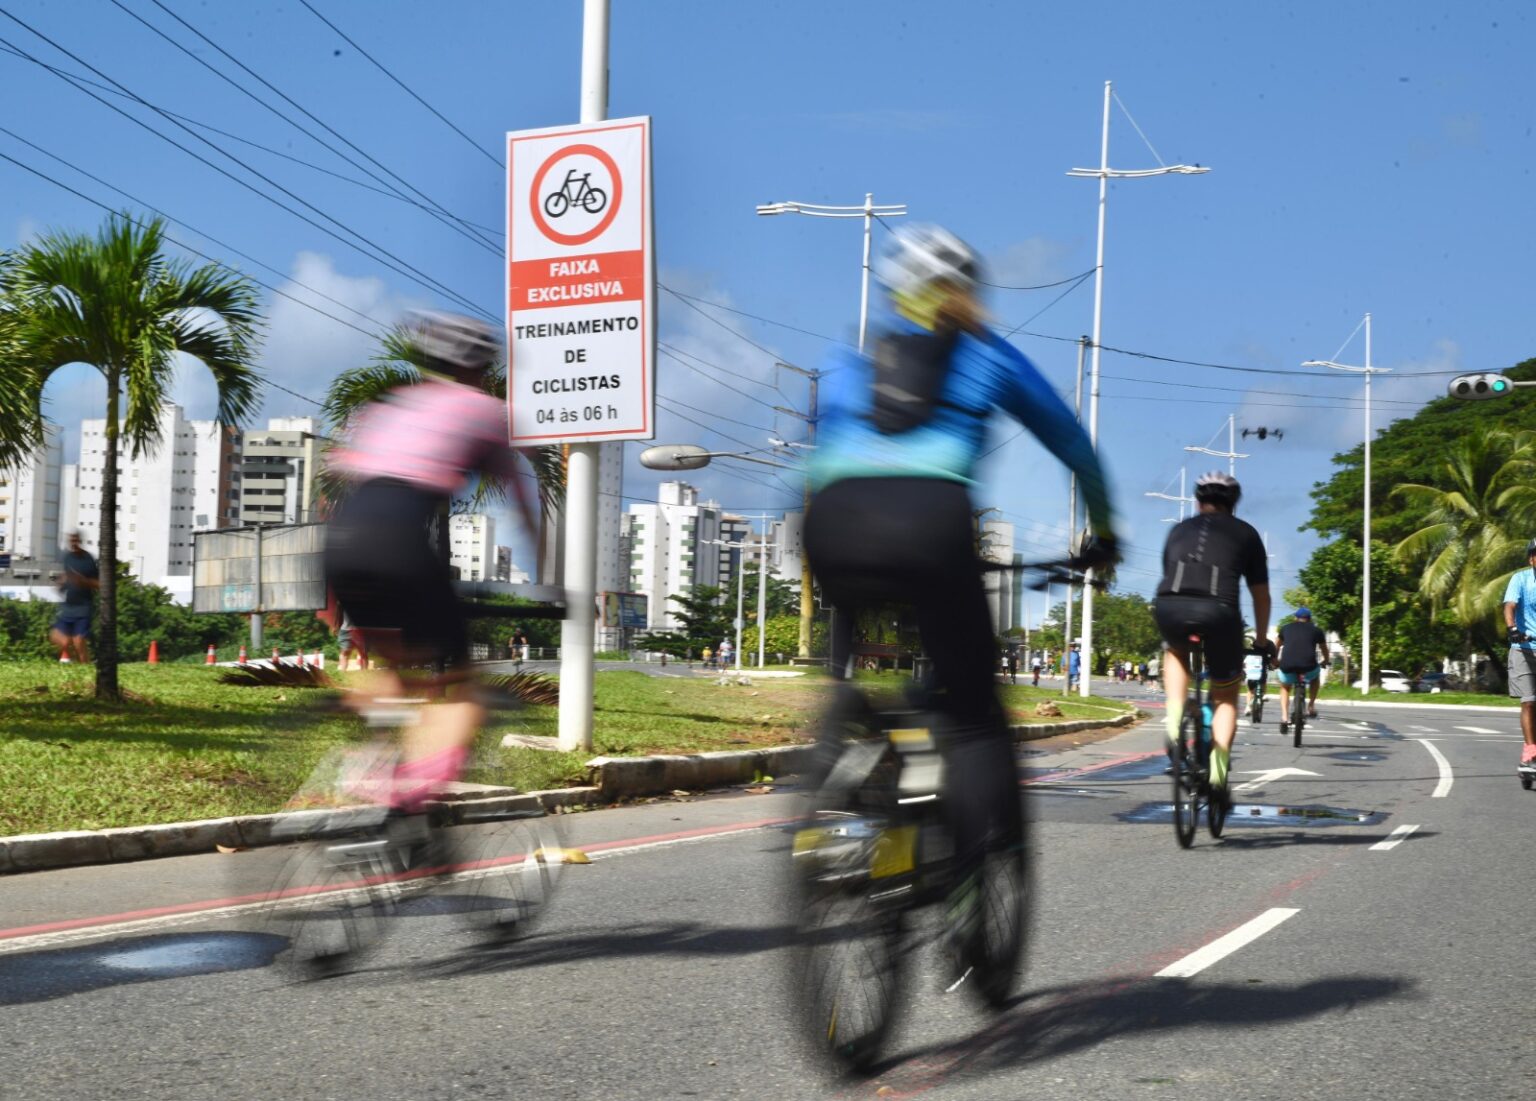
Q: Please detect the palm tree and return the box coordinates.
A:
[1392,428,1536,638]
[321,322,564,568]
[0,215,261,701]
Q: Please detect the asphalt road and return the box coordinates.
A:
[2,697,1532,1100]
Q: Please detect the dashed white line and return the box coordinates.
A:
[1416,740,1454,797]
[1154,908,1300,978]
[1455,725,1503,735]
[1370,824,1420,851]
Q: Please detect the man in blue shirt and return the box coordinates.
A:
[1067,644,1082,692]
[51,531,98,663]
[1501,539,1536,774]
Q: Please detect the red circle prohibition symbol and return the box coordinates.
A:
[529,143,623,246]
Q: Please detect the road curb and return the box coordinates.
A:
[0,710,1139,875]
[1317,699,1518,714]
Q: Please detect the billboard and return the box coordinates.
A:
[599,591,648,630]
[192,523,326,614]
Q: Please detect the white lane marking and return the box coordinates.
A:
[1370,825,1420,851]
[1455,725,1503,735]
[1234,767,1319,793]
[1409,725,1437,733]
[1155,908,1301,978]
[1416,740,1454,797]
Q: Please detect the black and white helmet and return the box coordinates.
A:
[407,310,500,377]
[1194,470,1241,507]
[874,223,980,299]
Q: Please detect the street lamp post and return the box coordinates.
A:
[1067,80,1209,697]
[1146,466,1194,522]
[756,195,908,352]
[1304,313,1389,696]
[1184,414,1249,476]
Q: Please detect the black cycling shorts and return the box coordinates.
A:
[1153,594,1244,687]
[324,478,467,666]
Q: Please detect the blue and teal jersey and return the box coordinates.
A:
[1504,567,1536,644]
[807,321,1115,535]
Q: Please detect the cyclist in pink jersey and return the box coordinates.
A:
[325,311,534,813]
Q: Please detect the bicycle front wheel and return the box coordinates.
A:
[965,847,1029,1008]
[797,883,905,1074]
[1172,708,1199,849]
[1292,689,1306,747]
[455,812,565,941]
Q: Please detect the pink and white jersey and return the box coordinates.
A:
[330,380,516,496]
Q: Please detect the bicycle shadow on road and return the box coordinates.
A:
[862,972,1412,1091]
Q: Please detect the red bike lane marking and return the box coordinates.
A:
[1022,749,1164,787]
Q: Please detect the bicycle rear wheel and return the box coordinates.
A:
[1292,687,1306,747]
[964,847,1029,1008]
[265,834,389,978]
[1172,704,1199,849]
[796,877,905,1074]
[454,812,565,941]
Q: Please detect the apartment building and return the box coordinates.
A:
[238,416,321,526]
[72,405,239,580]
[0,424,62,563]
[449,513,496,582]
[625,481,734,631]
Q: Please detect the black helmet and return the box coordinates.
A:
[407,310,500,379]
[1194,470,1241,507]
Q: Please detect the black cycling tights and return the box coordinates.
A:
[805,477,1024,872]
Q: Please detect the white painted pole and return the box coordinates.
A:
[757,514,769,668]
[1228,413,1236,475]
[735,547,745,672]
[1063,336,1085,697]
[1079,80,1112,699]
[1361,312,1372,696]
[1179,466,1187,520]
[557,0,609,752]
[859,193,873,353]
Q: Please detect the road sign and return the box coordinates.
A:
[507,116,654,445]
[599,591,648,629]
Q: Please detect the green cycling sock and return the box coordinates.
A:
[1165,705,1182,744]
[1209,744,1230,789]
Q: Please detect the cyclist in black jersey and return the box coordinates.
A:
[1152,471,1272,809]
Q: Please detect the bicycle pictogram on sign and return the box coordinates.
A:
[543,169,607,218]
[529,143,623,247]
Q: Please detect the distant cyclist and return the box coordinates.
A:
[326,311,535,818]
[1243,644,1268,721]
[1276,607,1329,735]
[1502,539,1536,775]
[805,223,1118,970]
[1152,472,1272,811]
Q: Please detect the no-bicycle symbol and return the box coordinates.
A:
[530,143,622,247]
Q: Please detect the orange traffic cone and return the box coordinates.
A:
[237,644,247,664]
[58,648,70,663]
[205,643,217,665]
[148,640,159,665]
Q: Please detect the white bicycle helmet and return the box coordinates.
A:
[407,310,500,377]
[874,223,980,299]
[1194,470,1242,507]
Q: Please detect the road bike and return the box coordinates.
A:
[1247,670,1267,725]
[789,558,1091,1073]
[263,597,571,978]
[543,169,607,218]
[1280,668,1315,747]
[1171,643,1267,848]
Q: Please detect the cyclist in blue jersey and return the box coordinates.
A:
[804,224,1119,964]
[1502,539,1536,775]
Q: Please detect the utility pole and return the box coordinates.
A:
[774,363,821,660]
[1062,336,1086,697]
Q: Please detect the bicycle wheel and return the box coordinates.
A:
[1172,705,1199,849]
[265,834,389,978]
[1207,781,1229,838]
[965,847,1029,1008]
[454,812,565,941]
[543,191,570,218]
[796,878,905,1074]
[581,186,607,213]
[1292,688,1306,747]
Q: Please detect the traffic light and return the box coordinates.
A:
[1447,373,1513,400]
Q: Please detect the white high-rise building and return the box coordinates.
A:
[625,481,735,631]
[980,517,1016,634]
[0,424,62,564]
[73,405,239,580]
[770,511,804,582]
[238,416,322,526]
[450,513,497,582]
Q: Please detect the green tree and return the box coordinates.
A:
[1051,591,1159,674]
[0,214,261,700]
[667,584,731,646]
[743,614,829,662]
[738,569,800,622]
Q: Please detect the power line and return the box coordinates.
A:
[657,344,784,410]
[978,267,1098,292]
[296,0,500,167]
[132,0,500,253]
[660,283,789,366]
[0,18,496,319]
[1100,372,1425,408]
[660,285,850,347]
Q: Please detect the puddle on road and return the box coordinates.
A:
[1322,750,1389,762]
[1116,802,1385,828]
[0,931,286,1006]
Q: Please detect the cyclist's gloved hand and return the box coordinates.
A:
[1509,626,1527,646]
[1073,533,1120,571]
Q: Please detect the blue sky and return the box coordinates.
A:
[5,0,1533,608]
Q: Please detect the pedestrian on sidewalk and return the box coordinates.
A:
[51,531,99,664]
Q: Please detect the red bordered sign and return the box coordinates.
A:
[506,116,654,445]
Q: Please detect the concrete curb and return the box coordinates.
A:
[0,709,1139,875]
[1316,698,1518,714]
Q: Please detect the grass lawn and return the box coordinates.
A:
[0,664,1137,836]
[1313,683,1517,707]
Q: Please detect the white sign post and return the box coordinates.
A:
[507,116,654,445]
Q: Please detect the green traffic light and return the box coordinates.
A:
[1493,379,1509,392]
